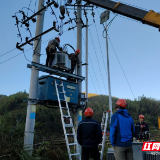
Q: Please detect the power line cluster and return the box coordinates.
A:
[73,29,99,94]
[0,29,70,65]
[12,0,60,51]
[1,1,136,98]
[108,36,135,99]
[96,8,135,98]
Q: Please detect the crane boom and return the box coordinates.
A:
[83,0,160,30]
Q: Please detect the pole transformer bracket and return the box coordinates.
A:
[27,62,85,81]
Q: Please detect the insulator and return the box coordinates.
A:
[46,0,50,4]
[53,21,56,28]
[91,12,95,17]
[67,0,72,4]
[25,22,29,27]
[54,2,59,8]
[60,6,65,16]
[76,0,81,4]
[66,10,70,15]
[32,18,36,23]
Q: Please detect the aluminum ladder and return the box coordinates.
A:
[55,80,81,160]
[99,111,111,160]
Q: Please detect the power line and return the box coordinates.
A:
[0,29,69,65]
[23,50,32,63]
[0,0,37,59]
[88,27,108,95]
[108,35,135,99]
[94,22,108,79]
[34,0,38,13]
[0,48,16,58]
[0,53,23,65]
[82,34,102,94]
[73,29,98,94]
[27,0,33,16]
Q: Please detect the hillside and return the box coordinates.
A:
[0,92,160,159]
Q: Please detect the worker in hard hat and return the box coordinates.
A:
[77,107,102,160]
[68,49,80,74]
[135,114,149,139]
[110,99,135,160]
[45,37,62,67]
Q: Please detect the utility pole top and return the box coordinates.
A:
[100,10,110,24]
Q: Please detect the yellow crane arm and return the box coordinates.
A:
[83,0,160,30]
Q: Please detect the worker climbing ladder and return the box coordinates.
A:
[55,80,81,160]
[99,111,111,160]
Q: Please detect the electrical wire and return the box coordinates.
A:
[34,0,38,13]
[73,30,99,94]
[23,50,32,63]
[108,35,135,99]
[97,8,135,98]
[94,22,108,79]
[89,28,108,95]
[27,0,33,16]
[69,9,102,94]
[0,48,17,58]
[64,10,99,94]
[22,7,34,14]
[0,29,69,65]
[82,34,102,94]
[0,52,23,65]
[73,29,99,94]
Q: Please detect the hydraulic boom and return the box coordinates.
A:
[83,0,160,30]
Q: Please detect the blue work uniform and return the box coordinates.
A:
[110,109,135,147]
[110,109,135,160]
[77,117,102,160]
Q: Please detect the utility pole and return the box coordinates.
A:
[100,10,112,116]
[105,21,112,116]
[76,1,82,156]
[24,0,45,154]
[85,12,88,107]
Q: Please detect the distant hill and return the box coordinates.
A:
[1,92,160,159]
[0,94,7,98]
[88,93,99,98]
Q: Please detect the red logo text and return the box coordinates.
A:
[142,142,160,151]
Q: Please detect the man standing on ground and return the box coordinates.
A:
[77,107,102,160]
[135,114,149,140]
[110,99,135,160]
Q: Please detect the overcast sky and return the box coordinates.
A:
[1,0,160,100]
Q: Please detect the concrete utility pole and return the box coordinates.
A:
[105,21,113,116]
[85,13,88,107]
[76,1,82,156]
[100,10,113,116]
[24,0,45,154]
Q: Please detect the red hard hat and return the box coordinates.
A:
[84,107,93,116]
[116,99,127,108]
[55,37,60,43]
[139,114,144,119]
[76,49,80,54]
